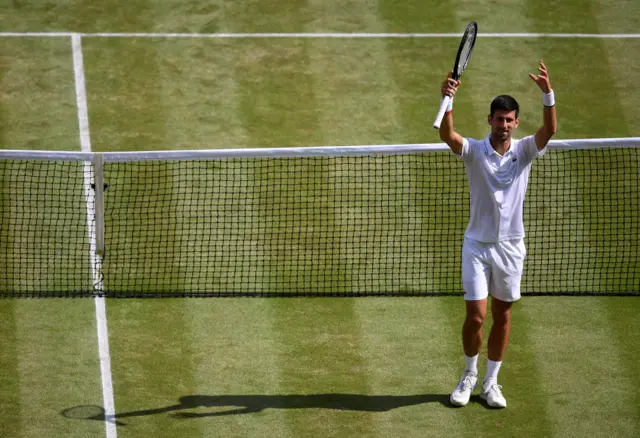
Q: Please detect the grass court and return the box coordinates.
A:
[1,1,639,436]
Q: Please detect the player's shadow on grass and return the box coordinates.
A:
[63,393,458,424]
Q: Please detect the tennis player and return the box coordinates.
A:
[439,60,557,408]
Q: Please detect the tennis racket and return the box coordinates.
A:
[433,21,478,129]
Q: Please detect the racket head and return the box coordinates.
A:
[451,21,478,80]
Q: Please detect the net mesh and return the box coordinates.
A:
[1,145,638,297]
[0,160,93,296]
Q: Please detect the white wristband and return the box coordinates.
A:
[543,90,555,107]
[446,98,453,113]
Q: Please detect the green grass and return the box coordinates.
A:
[0,38,80,150]
[0,1,640,437]
[102,297,640,437]
[0,300,104,437]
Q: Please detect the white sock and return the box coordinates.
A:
[464,354,478,375]
[484,359,502,383]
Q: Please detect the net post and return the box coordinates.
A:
[94,153,105,257]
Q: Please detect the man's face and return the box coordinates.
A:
[488,110,519,141]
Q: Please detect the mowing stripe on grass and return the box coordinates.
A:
[105,300,285,435]
[182,299,287,437]
[72,33,117,438]
[226,0,316,146]
[307,0,402,145]
[271,299,376,437]
[227,5,375,433]
[15,301,104,437]
[302,5,409,433]
[355,298,465,437]
[603,39,640,136]
[106,300,202,436]
[602,298,640,428]
[453,0,534,32]
[82,37,173,151]
[0,38,80,150]
[378,0,459,36]
[593,0,640,35]
[0,303,22,436]
[526,0,600,34]
[524,298,637,437]
[217,0,310,35]
[234,37,320,148]
[153,38,251,149]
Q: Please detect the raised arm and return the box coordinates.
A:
[438,72,464,155]
[529,60,557,151]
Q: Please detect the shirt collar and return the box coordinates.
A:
[484,134,514,157]
[483,135,496,156]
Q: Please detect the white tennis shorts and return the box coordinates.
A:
[462,237,526,302]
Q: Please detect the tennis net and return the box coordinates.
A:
[1,138,638,297]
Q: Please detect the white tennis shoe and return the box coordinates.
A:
[450,371,478,406]
[480,378,507,408]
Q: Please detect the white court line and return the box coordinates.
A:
[72,33,117,438]
[1,31,639,38]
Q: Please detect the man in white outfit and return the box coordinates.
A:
[439,60,557,408]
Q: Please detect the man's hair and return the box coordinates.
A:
[490,95,519,118]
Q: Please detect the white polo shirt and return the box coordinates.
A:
[454,134,546,242]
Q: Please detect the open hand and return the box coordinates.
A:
[529,60,552,93]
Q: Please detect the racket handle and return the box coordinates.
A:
[432,95,452,129]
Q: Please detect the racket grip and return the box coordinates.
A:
[432,95,452,129]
